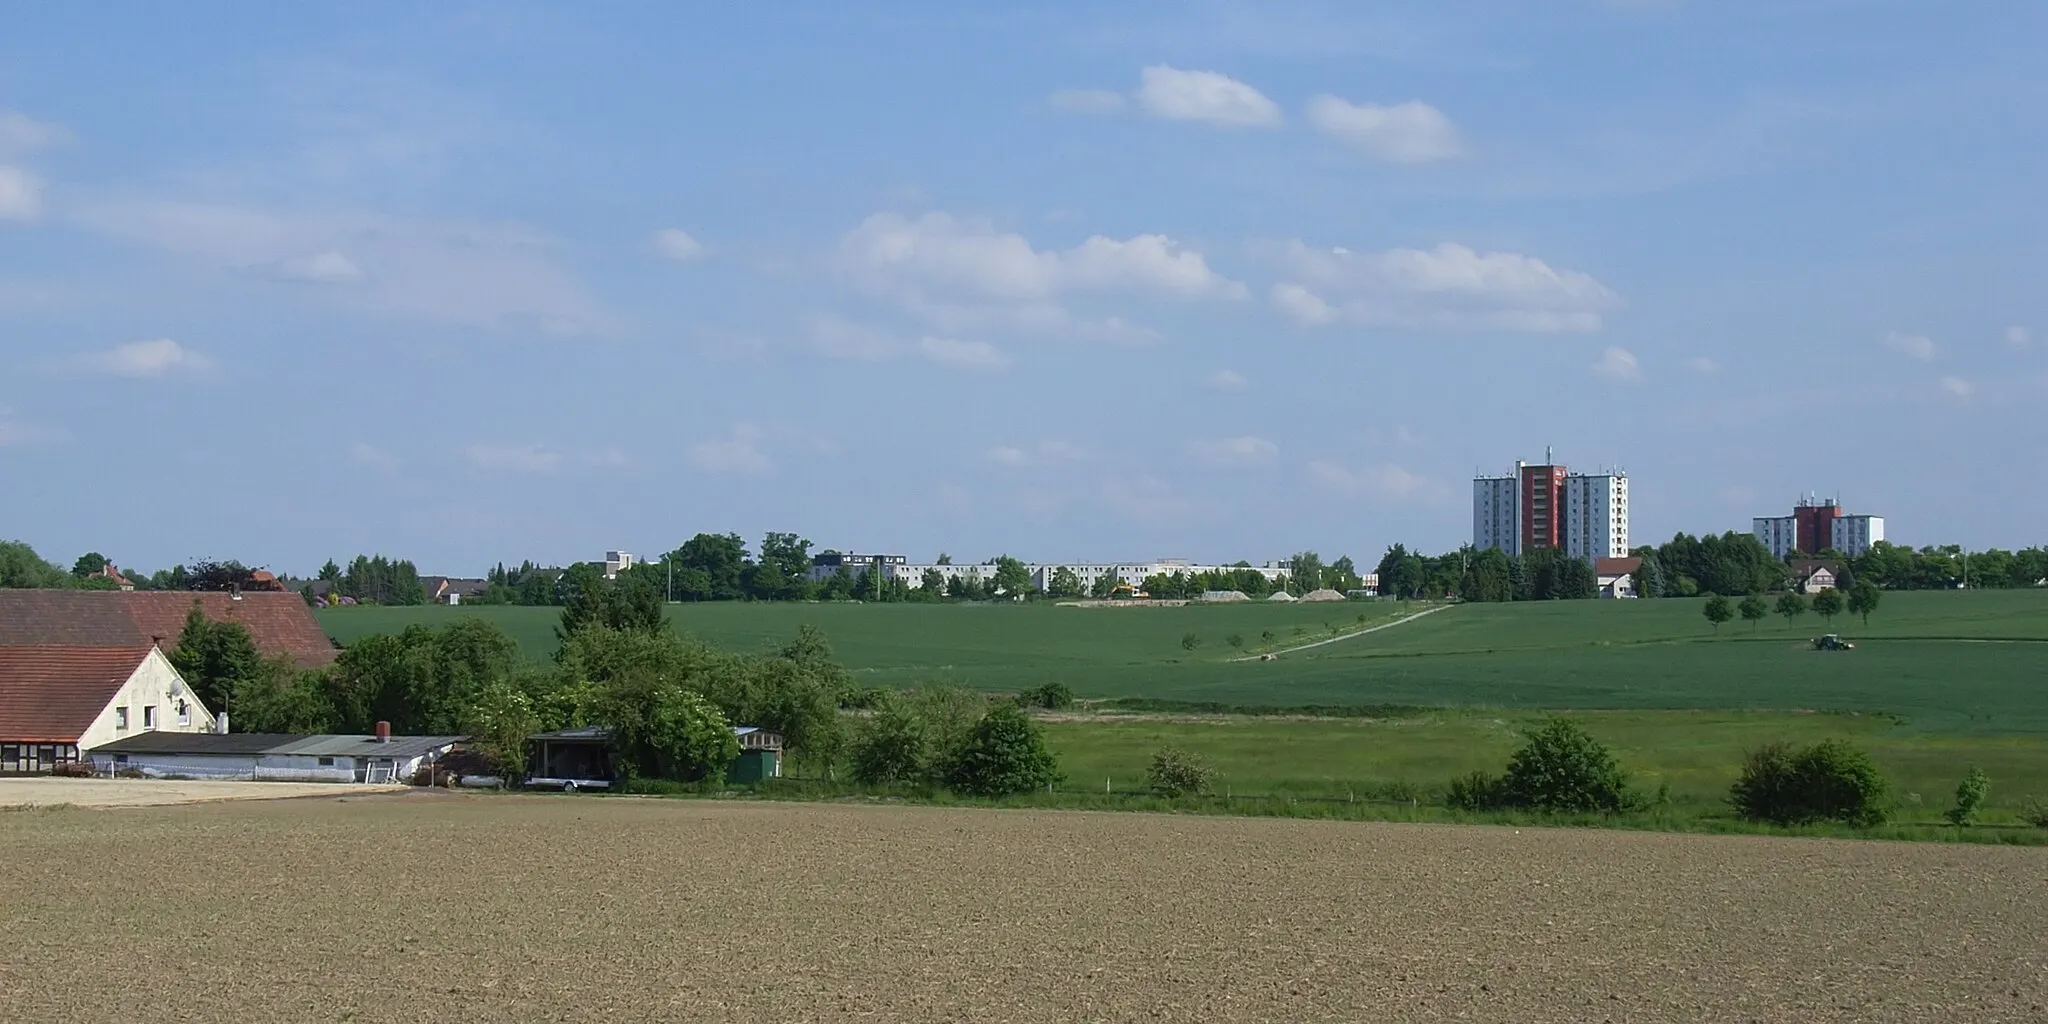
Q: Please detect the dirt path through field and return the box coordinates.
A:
[0,777,407,809]
[6,796,2043,1022]
[1231,603,1449,661]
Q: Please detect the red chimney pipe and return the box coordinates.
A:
[374,720,391,744]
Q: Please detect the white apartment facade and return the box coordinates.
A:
[1472,474,1521,557]
[1831,515,1884,557]
[807,555,1290,594]
[1563,473,1630,560]
[1753,516,1800,559]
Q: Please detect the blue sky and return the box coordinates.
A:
[3,1,2044,575]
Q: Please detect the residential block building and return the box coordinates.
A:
[1752,496,1885,558]
[1472,452,1629,562]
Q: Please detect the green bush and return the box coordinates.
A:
[1446,770,1505,811]
[1499,718,1632,813]
[1018,681,1074,710]
[1730,740,1889,827]
[1946,768,1990,827]
[944,702,1062,796]
[1146,746,1214,797]
[848,693,926,786]
[2023,799,2048,829]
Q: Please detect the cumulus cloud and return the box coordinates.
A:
[464,443,565,474]
[1050,89,1128,114]
[0,166,42,221]
[686,424,774,475]
[652,227,705,262]
[71,198,617,335]
[1188,435,1278,466]
[349,442,400,470]
[1260,240,1619,332]
[2006,325,2031,349]
[1305,95,1465,164]
[918,336,1012,373]
[0,112,72,155]
[1591,346,1642,381]
[1134,65,1284,128]
[1686,356,1720,374]
[1270,283,1336,325]
[83,338,211,378]
[1938,376,1975,401]
[841,211,1243,303]
[984,439,1091,468]
[277,250,365,284]
[1882,331,1938,361]
[1205,369,1250,391]
[1307,461,1435,500]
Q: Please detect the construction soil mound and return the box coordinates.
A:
[1196,590,1250,603]
[1267,591,1298,602]
[1301,588,1348,602]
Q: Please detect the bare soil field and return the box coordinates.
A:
[0,776,407,809]
[3,795,2044,1022]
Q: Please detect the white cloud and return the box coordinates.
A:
[1305,95,1465,164]
[1307,460,1435,500]
[686,424,774,475]
[1135,65,1284,128]
[1205,369,1250,391]
[2006,326,2031,349]
[349,442,400,470]
[1938,376,1975,401]
[1261,240,1618,332]
[1072,315,1163,346]
[84,339,211,378]
[464,444,565,474]
[840,211,1243,303]
[918,336,1012,373]
[984,439,1091,468]
[71,198,616,335]
[277,251,365,284]
[1685,356,1720,374]
[1882,331,1938,361]
[1188,435,1279,466]
[0,409,62,447]
[1591,346,1642,381]
[1051,89,1128,114]
[0,112,71,155]
[1270,282,1336,325]
[652,227,705,262]
[0,166,42,221]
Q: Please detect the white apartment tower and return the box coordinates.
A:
[1472,452,1629,562]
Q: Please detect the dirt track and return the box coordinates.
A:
[4,795,2044,1022]
[0,776,406,808]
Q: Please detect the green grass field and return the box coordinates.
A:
[320,589,2048,733]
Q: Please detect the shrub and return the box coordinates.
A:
[1180,631,1202,651]
[1730,739,1889,827]
[1018,681,1074,710]
[1498,718,1632,813]
[849,693,926,786]
[1946,768,1990,827]
[1146,746,1214,797]
[1226,634,1244,649]
[2023,799,2048,829]
[1446,770,1505,811]
[944,702,1062,796]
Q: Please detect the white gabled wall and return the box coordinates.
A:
[77,648,216,752]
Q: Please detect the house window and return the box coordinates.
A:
[115,754,129,764]
[177,701,190,727]
[318,757,335,766]
[143,706,157,729]
[115,706,129,730]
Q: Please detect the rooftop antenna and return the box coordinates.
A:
[1545,444,1553,465]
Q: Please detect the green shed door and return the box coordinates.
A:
[726,749,780,783]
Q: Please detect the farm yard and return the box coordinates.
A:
[4,794,2043,1022]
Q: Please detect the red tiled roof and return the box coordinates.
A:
[0,590,338,668]
[1594,556,1642,577]
[0,646,150,743]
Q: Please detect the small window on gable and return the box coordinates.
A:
[115,707,129,730]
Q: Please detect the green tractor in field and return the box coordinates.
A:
[1812,633,1855,651]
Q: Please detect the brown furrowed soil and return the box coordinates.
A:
[3,794,2044,1023]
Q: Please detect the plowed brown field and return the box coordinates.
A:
[4,793,2044,1022]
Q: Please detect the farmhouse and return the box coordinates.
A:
[0,645,216,774]
[88,725,464,783]
[1791,559,1842,594]
[526,724,784,789]
[422,576,490,605]
[0,589,339,668]
[1595,556,1643,599]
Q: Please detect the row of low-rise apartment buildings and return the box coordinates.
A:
[1472,451,1631,562]
[806,552,1293,594]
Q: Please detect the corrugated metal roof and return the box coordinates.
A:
[88,731,463,759]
